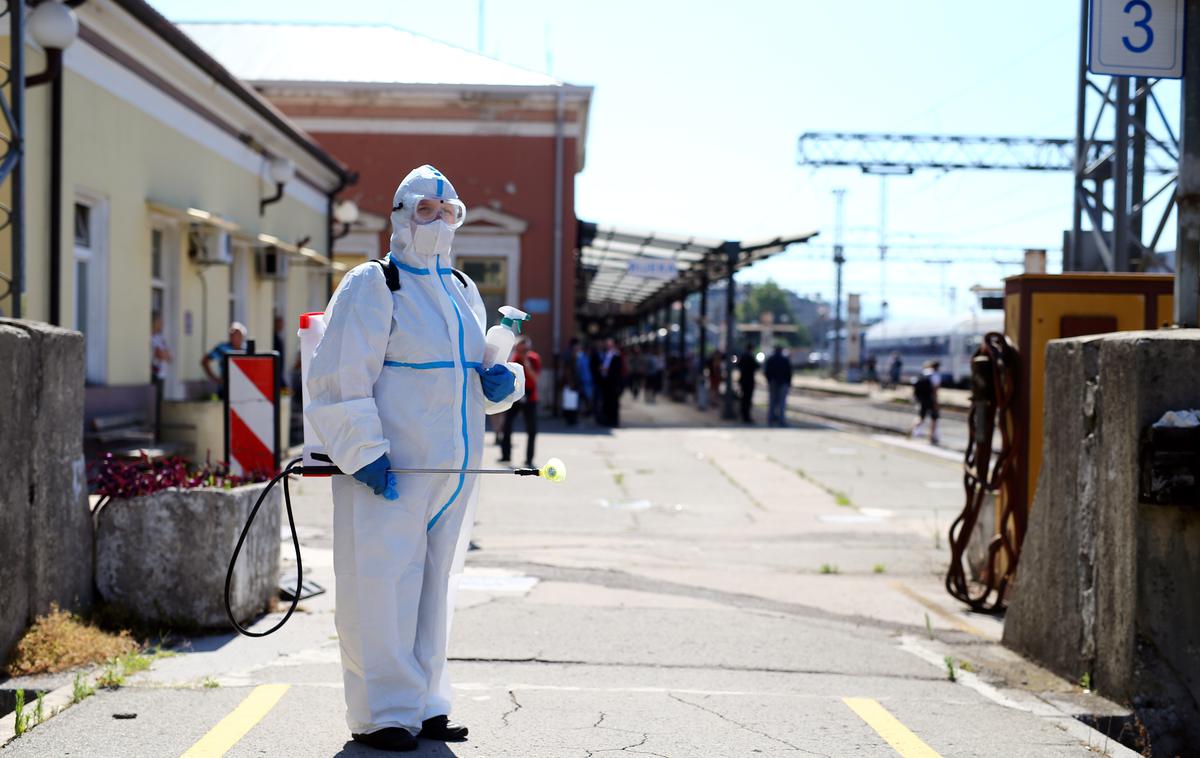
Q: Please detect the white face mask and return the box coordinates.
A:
[410,219,454,256]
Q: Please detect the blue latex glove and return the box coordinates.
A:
[477,364,516,402]
[352,454,399,501]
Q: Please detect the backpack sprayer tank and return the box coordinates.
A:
[297,312,331,473]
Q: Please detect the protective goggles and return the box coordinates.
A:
[396,195,466,229]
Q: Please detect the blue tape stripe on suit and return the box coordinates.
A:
[428,257,470,531]
[384,360,481,370]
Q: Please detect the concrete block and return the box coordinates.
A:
[0,324,34,663]
[94,483,280,629]
[1004,329,1200,751]
[5,320,94,617]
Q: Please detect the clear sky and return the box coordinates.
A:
[150,0,1182,322]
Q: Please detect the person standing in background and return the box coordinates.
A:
[151,311,172,441]
[500,337,541,467]
[272,314,287,390]
[737,342,759,424]
[598,338,624,427]
[764,345,793,427]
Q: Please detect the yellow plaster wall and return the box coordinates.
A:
[2,58,330,388]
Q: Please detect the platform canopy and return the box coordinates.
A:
[576,221,819,319]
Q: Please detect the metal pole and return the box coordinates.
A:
[721,243,738,420]
[10,0,25,319]
[1070,0,1089,272]
[677,297,686,358]
[831,189,846,378]
[1131,76,1148,269]
[1113,77,1130,272]
[1176,0,1200,326]
[48,50,63,325]
[879,176,888,321]
[698,274,708,408]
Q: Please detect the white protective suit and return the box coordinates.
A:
[306,165,525,735]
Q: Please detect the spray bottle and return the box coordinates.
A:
[483,306,530,368]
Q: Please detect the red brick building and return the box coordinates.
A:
[182,22,593,364]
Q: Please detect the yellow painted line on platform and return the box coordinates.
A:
[180,684,289,758]
[843,697,942,758]
[889,581,988,638]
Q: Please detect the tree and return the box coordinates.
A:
[738,280,811,347]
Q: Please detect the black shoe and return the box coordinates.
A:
[351,728,418,752]
[420,715,469,741]
[498,456,511,463]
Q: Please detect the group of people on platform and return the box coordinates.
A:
[555,338,799,429]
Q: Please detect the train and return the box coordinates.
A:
[861,312,1005,387]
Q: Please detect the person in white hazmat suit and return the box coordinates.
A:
[306,165,525,752]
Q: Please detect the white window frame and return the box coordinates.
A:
[74,190,109,384]
[148,216,183,398]
[229,242,250,327]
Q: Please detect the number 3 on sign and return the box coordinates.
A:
[1122,0,1154,53]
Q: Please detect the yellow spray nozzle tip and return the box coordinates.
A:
[540,457,566,482]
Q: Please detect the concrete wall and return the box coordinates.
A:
[0,319,93,663]
[1004,330,1200,750]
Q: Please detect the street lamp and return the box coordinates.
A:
[26,0,81,325]
[259,156,295,215]
[331,199,359,241]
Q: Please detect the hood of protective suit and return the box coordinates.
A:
[390,165,460,264]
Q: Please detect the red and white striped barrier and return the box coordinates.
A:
[224,352,280,477]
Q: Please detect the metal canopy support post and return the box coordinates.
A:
[721,242,738,421]
[1177,0,1200,326]
[677,297,686,357]
[698,274,708,370]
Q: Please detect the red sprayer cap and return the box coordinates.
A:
[299,312,324,329]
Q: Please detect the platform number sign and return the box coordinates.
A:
[1089,0,1185,78]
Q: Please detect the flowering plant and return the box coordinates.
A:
[90,453,270,501]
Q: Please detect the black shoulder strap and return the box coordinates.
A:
[451,268,468,289]
[372,257,401,291]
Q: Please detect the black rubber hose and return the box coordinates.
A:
[225,457,304,637]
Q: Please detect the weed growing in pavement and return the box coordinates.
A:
[958,660,974,673]
[779,460,857,509]
[1080,671,1092,690]
[944,656,957,682]
[873,563,886,574]
[4,604,139,676]
[96,662,125,689]
[202,677,220,689]
[819,563,840,575]
[71,673,95,704]
[34,692,44,725]
[12,689,27,737]
[924,613,934,639]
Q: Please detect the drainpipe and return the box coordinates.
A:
[552,89,564,367]
[325,170,358,301]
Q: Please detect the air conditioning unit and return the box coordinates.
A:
[187,224,232,265]
[255,246,289,280]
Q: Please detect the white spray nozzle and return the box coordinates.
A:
[498,306,530,333]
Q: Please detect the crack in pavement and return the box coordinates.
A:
[668,693,830,756]
[448,655,943,681]
[500,689,522,728]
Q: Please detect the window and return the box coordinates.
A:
[73,203,90,247]
[229,244,249,325]
[73,195,107,383]
[150,229,165,318]
[458,257,507,325]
